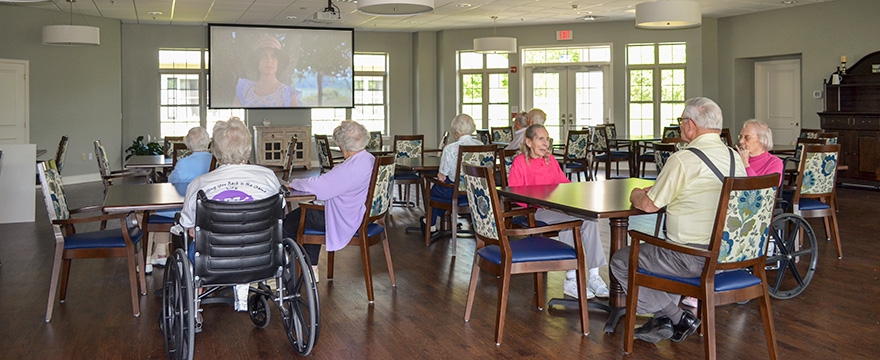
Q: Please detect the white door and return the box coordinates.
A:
[526,65,609,142]
[755,59,800,147]
[0,59,29,144]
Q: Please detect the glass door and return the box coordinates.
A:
[526,65,609,143]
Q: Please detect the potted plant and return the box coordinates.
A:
[124,136,164,160]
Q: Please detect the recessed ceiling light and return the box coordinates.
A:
[782,1,798,4]
[577,11,592,15]
[286,15,297,19]
[408,20,419,23]
[457,3,471,8]
[148,11,162,16]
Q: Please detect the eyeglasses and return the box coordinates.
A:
[737,134,752,141]
[676,117,692,125]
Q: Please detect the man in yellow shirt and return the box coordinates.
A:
[610,97,746,344]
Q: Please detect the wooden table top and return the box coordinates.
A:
[124,155,172,169]
[395,156,441,171]
[332,145,394,156]
[103,183,314,213]
[498,178,654,219]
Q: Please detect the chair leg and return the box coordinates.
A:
[424,205,434,246]
[45,244,65,322]
[702,297,717,360]
[135,245,147,296]
[493,270,512,345]
[450,205,458,257]
[327,251,335,280]
[463,256,481,322]
[758,291,779,359]
[59,259,72,301]
[623,280,640,353]
[359,239,375,303]
[829,200,843,258]
[125,244,141,317]
[381,229,396,287]
[533,273,545,310]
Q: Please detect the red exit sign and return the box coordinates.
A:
[557,30,572,41]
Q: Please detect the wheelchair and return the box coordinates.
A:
[764,205,818,300]
[161,190,320,359]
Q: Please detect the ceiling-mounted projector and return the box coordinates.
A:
[313,0,343,22]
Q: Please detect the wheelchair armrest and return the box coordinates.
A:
[628,229,713,259]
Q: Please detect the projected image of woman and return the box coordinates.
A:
[233,37,301,107]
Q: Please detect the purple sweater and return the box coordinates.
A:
[289,150,375,251]
[746,151,784,186]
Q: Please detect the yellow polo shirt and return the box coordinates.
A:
[647,133,746,246]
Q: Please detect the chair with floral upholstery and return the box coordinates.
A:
[783,143,842,258]
[94,140,149,196]
[490,126,513,144]
[295,155,396,303]
[37,160,147,322]
[314,135,339,173]
[624,174,780,360]
[476,129,491,145]
[368,131,383,149]
[461,163,589,345]
[560,129,592,182]
[592,125,631,179]
[392,134,424,207]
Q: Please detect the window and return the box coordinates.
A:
[310,53,387,135]
[459,51,509,129]
[626,43,686,138]
[159,49,244,137]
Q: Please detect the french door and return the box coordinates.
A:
[524,65,610,142]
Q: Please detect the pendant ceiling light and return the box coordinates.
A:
[42,0,100,46]
[635,0,701,29]
[357,0,434,16]
[473,16,517,54]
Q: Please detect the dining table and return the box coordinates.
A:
[497,177,654,333]
[124,154,173,182]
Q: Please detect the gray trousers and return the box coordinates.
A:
[609,242,706,315]
[534,208,607,270]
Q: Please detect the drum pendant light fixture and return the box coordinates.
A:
[357,0,434,16]
[635,1,701,29]
[473,16,517,54]
[42,0,100,46]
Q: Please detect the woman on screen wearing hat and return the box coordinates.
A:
[233,36,301,107]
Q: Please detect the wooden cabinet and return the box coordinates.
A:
[820,50,880,185]
[253,126,311,170]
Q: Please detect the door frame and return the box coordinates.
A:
[755,58,801,147]
[0,59,29,144]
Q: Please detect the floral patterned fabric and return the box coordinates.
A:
[719,186,776,263]
[663,127,681,139]
[492,128,513,143]
[463,172,498,240]
[458,151,495,191]
[369,162,396,218]
[56,138,68,173]
[316,137,332,168]
[368,132,382,149]
[38,161,70,221]
[476,130,491,145]
[801,151,838,195]
[653,146,675,172]
[566,132,590,159]
[395,139,422,158]
[592,127,608,152]
[95,141,111,176]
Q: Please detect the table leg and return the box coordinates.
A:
[604,216,630,332]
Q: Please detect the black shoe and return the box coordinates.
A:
[671,310,701,343]
[634,316,674,343]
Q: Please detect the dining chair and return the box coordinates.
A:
[283,135,299,182]
[799,128,823,139]
[476,129,491,145]
[782,137,827,186]
[490,126,513,144]
[163,136,184,158]
[37,160,147,322]
[392,134,424,207]
[592,125,631,179]
[646,141,681,236]
[784,143,843,258]
[662,126,682,139]
[424,144,497,254]
[719,128,733,147]
[461,163,589,345]
[94,140,150,195]
[624,174,780,360]
[496,148,518,187]
[424,131,450,158]
[314,135,337,173]
[817,131,838,144]
[54,135,69,174]
[368,131,383,149]
[170,142,190,171]
[559,129,592,182]
[295,155,396,303]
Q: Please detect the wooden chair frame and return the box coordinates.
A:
[789,144,842,258]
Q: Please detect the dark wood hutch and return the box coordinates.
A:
[820,50,880,186]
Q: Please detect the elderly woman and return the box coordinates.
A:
[421,114,484,233]
[283,120,374,280]
[736,119,783,186]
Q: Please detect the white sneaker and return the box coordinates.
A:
[144,264,153,274]
[311,265,319,283]
[563,278,596,300]
[588,275,610,298]
[151,256,167,266]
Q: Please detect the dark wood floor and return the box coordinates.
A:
[2,177,879,359]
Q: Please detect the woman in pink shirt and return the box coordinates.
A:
[507,124,609,300]
[736,119,783,186]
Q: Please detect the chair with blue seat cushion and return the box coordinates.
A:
[476,129,491,145]
[783,143,842,258]
[461,163,589,345]
[314,134,342,173]
[490,126,513,144]
[559,129,592,182]
[392,134,424,207]
[424,145,497,254]
[295,155,396,302]
[94,140,150,195]
[624,174,780,360]
[37,160,147,322]
[592,124,631,179]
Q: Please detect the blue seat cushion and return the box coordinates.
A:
[639,151,655,160]
[595,151,630,161]
[395,172,420,180]
[148,214,176,224]
[637,268,761,292]
[564,163,585,169]
[781,192,831,211]
[511,216,548,228]
[477,236,576,264]
[65,228,143,250]
[430,194,469,205]
[303,223,384,238]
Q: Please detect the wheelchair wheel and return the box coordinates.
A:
[766,213,818,299]
[280,239,320,356]
[248,293,271,328]
[162,249,195,360]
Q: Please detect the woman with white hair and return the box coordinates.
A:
[421,114,484,233]
[736,119,783,186]
[283,120,375,279]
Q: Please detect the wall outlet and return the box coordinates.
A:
[81,153,87,161]
[813,90,823,99]
[88,153,94,160]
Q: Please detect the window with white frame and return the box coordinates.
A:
[159,49,244,137]
[459,51,509,129]
[626,43,686,138]
[310,53,387,136]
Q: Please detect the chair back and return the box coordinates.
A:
[794,144,840,198]
[368,131,383,149]
[710,174,779,267]
[163,136,184,158]
[491,127,513,143]
[284,135,298,181]
[564,130,591,160]
[37,160,71,222]
[439,131,450,149]
[476,129,491,145]
[799,128,823,139]
[661,126,681,139]
[94,140,112,178]
[314,135,334,171]
[720,128,733,146]
[652,142,679,173]
[55,136,69,174]
[605,123,618,138]
[461,164,502,244]
[392,135,424,159]
[455,145,497,192]
[496,149,518,187]
[192,190,285,286]
[792,137,826,162]
[817,131,838,145]
[367,156,396,220]
[593,125,609,152]
[171,142,190,170]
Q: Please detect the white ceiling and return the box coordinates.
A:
[5,0,833,31]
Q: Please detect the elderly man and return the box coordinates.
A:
[609,97,746,344]
[528,108,547,125]
[505,111,530,151]
[283,120,375,280]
